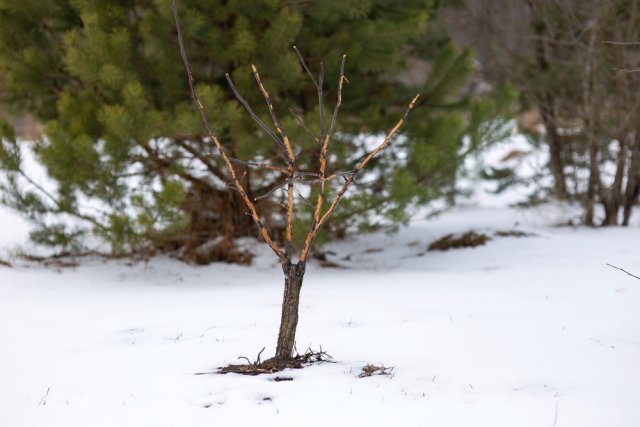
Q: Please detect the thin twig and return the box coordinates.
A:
[288,107,319,142]
[602,40,640,45]
[225,73,288,156]
[293,46,319,89]
[296,192,316,210]
[37,387,50,407]
[252,65,295,165]
[606,263,640,280]
[256,347,266,364]
[209,153,288,174]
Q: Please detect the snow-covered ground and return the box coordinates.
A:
[1,196,639,427]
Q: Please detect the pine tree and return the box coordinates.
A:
[0,0,512,261]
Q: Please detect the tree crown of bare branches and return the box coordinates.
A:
[171,0,419,266]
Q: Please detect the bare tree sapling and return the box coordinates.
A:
[172,0,419,363]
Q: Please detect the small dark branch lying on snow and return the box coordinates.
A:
[606,263,640,280]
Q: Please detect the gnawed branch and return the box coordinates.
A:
[299,93,420,262]
[173,0,419,266]
[172,0,285,261]
[173,0,420,363]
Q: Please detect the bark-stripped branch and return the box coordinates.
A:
[252,65,296,165]
[174,0,419,266]
[172,0,285,261]
[299,93,420,262]
[313,54,346,229]
[251,65,296,253]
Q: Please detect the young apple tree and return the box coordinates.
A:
[172,0,419,363]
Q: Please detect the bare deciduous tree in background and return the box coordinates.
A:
[448,0,640,225]
[172,0,419,362]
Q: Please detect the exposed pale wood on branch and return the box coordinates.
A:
[172,0,285,261]
[313,54,347,229]
[174,0,419,266]
[299,93,420,263]
[250,65,296,251]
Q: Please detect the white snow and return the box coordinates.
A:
[1,132,639,426]
[1,199,639,427]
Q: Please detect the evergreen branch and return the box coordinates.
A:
[172,0,285,261]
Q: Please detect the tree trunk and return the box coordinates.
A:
[603,201,619,226]
[622,180,640,225]
[623,135,640,225]
[585,140,599,226]
[539,99,568,199]
[275,262,305,360]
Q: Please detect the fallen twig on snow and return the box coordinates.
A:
[606,263,640,280]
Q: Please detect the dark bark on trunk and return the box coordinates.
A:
[539,99,568,199]
[275,262,305,360]
[533,20,568,200]
[622,179,640,225]
[599,138,627,226]
[603,205,618,225]
[623,136,640,225]
[585,139,599,226]
[601,137,628,226]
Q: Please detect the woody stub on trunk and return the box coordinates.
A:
[172,1,419,363]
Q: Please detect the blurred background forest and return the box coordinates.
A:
[0,0,638,264]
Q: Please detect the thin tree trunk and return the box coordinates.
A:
[275,262,305,360]
[585,139,599,226]
[622,179,640,225]
[623,135,640,225]
[539,99,568,199]
[602,137,629,226]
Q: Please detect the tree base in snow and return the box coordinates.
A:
[216,348,333,376]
